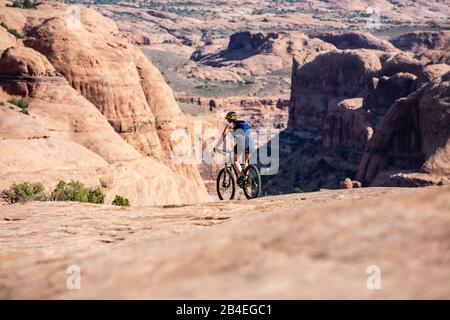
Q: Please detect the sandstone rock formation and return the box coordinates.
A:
[340,178,353,189]
[390,31,450,53]
[322,98,371,149]
[316,31,397,52]
[363,72,417,115]
[417,63,450,85]
[0,46,55,76]
[357,72,450,186]
[191,31,335,76]
[378,53,426,78]
[289,49,381,132]
[264,43,450,193]
[0,2,209,205]
[0,26,17,51]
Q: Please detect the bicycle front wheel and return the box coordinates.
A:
[242,164,262,199]
[216,168,236,200]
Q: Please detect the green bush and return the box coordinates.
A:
[112,195,130,207]
[88,188,105,204]
[293,187,304,193]
[1,182,47,204]
[8,99,28,114]
[0,22,24,39]
[1,180,105,205]
[50,180,105,204]
[11,0,34,9]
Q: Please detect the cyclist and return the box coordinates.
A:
[213,111,254,187]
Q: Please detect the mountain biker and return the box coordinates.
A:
[213,111,254,187]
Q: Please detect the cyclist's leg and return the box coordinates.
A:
[232,151,243,177]
[243,134,254,169]
[243,151,250,168]
[233,136,245,177]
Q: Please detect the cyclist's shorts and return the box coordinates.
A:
[234,134,254,155]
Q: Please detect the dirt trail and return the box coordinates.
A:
[1,186,449,299]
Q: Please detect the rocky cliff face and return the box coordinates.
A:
[316,31,398,52]
[0,3,209,205]
[357,73,450,186]
[390,31,450,53]
[390,31,450,65]
[263,44,450,193]
[289,49,381,134]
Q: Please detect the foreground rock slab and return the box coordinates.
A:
[1,186,449,299]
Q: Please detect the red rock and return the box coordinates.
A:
[322,98,371,149]
[352,180,362,188]
[0,3,210,205]
[340,178,353,189]
[316,31,398,52]
[289,49,381,132]
[363,72,417,115]
[378,53,425,78]
[390,31,450,53]
[357,72,450,186]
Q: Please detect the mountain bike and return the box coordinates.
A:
[215,149,262,200]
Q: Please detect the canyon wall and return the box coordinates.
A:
[0,2,209,205]
[263,33,450,193]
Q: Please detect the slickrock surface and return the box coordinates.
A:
[1,186,449,299]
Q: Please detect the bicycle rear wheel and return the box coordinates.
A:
[216,168,236,200]
[242,164,262,199]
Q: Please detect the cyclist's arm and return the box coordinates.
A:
[213,124,230,151]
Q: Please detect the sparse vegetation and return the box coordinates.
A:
[293,187,303,193]
[87,188,106,204]
[8,99,29,114]
[1,182,47,204]
[0,22,25,39]
[1,180,110,205]
[51,180,105,204]
[112,195,130,207]
[11,0,34,9]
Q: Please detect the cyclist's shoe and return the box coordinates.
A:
[237,175,246,188]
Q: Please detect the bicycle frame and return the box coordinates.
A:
[215,148,262,200]
[217,149,241,178]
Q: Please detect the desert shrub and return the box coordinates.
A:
[112,195,130,207]
[87,188,105,204]
[11,0,34,9]
[293,187,304,193]
[0,22,24,39]
[1,180,105,205]
[8,99,29,114]
[50,180,105,204]
[1,182,47,204]
[51,180,88,202]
